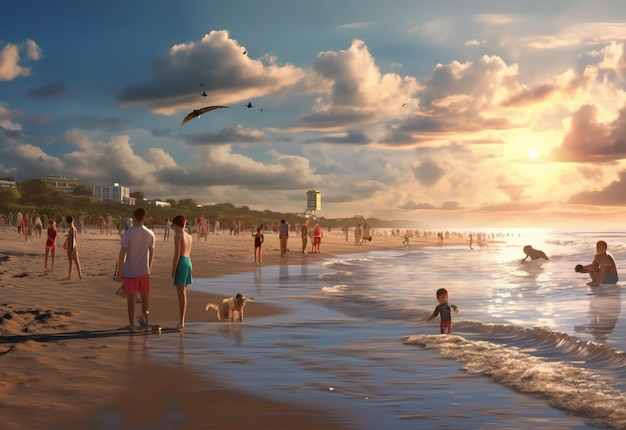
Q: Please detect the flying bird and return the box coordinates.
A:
[246,102,253,108]
[200,91,207,97]
[181,106,229,125]
[242,50,247,55]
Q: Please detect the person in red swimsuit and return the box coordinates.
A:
[45,219,57,270]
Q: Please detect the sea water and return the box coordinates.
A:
[149,229,626,429]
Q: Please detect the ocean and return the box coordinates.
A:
[151,229,626,429]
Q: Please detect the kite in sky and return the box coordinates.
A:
[181,106,229,125]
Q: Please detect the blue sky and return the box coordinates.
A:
[2,0,626,227]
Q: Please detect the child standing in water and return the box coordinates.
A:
[171,215,192,331]
[426,288,459,334]
[253,225,264,263]
[45,219,57,270]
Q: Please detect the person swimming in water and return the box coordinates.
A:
[521,245,549,263]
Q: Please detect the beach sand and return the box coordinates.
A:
[0,226,459,429]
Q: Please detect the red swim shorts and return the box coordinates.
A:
[440,320,452,333]
[123,274,151,296]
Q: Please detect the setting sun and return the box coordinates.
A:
[528,148,539,159]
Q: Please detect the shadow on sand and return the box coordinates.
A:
[0,326,179,347]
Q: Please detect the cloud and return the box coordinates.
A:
[0,127,64,177]
[465,39,485,47]
[335,22,376,30]
[502,68,590,108]
[298,39,420,130]
[501,83,559,107]
[551,104,626,163]
[412,159,444,187]
[576,165,604,181]
[0,103,22,131]
[0,125,328,208]
[591,42,626,80]
[25,39,42,61]
[117,30,306,115]
[316,130,371,145]
[70,116,132,132]
[398,201,437,210]
[397,199,460,211]
[27,82,67,99]
[475,200,555,213]
[0,42,31,81]
[183,124,266,145]
[568,169,626,206]
[473,14,516,26]
[383,55,526,144]
[527,23,626,50]
[440,201,461,210]
[154,146,318,190]
[0,39,41,81]
[419,55,521,115]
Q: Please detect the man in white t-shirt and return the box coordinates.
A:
[115,207,155,331]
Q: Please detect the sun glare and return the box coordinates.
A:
[528,148,539,159]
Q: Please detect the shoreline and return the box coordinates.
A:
[0,227,465,429]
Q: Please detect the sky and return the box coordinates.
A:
[2,0,626,228]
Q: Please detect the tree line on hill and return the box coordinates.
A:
[0,178,411,230]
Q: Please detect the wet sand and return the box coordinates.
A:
[0,226,458,429]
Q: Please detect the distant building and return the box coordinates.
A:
[43,175,80,193]
[0,179,16,188]
[93,183,136,205]
[148,200,172,208]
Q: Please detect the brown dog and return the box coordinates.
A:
[205,293,251,322]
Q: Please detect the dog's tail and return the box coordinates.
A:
[205,303,218,312]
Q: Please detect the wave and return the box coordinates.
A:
[404,334,626,429]
[456,321,626,369]
[321,285,349,294]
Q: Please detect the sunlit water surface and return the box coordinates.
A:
[147,229,626,429]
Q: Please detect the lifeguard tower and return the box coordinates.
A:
[303,190,321,218]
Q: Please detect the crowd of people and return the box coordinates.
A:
[3,208,619,334]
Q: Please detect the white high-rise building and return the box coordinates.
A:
[93,183,136,205]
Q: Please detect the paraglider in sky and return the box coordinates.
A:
[181,106,229,125]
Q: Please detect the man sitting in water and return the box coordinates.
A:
[575,240,618,286]
[521,245,549,263]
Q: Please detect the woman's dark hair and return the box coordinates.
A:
[172,215,186,228]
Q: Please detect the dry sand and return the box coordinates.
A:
[0,225,459,429]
